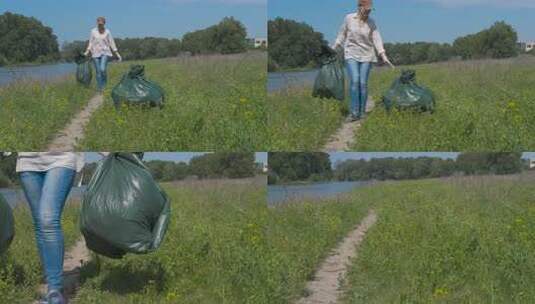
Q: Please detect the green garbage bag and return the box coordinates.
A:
[111,65,165,109]
[312,52,345,101]
[0,194,14,255]
[75,54,93,87]
[382,70,435,113]
[80,153,170,259]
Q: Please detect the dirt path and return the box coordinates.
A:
[34,238,91,304]
[323,99,374,152]
[47,94,103,151]
[296,210,377,304]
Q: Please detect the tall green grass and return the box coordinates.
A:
[79,52,267,151]
[73,178,371,304]
[0,79,93,150]
[267,87,346,151]
[0,202,81,303]
[356,57,535,151]
[342,173,535,303]
[268,57,535,151]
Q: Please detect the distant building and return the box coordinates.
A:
[518,41,535,52]
[530,159,535,169]
[247,37,267,48]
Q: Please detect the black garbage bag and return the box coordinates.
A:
[312,51,345,101]
[382,70,435,113]
[111,65,165,109]
[0,194,14,255]
[75,54,93,87]
[80,153,170,259]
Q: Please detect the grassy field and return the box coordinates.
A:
[0,78,93,150]
[0,201,80,304]
[267,87,346,151]
[268,56,535,151]
[265,173,535,303]
[342,173,535,303]
[0,52,266,151]
[69,177,372,304]
[79,52,267,151]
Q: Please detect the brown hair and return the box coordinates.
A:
[97,16,106,23]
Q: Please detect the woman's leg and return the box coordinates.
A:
[99,55,109,89]
[346,59,360,117]
[22,168,76,294]
[19,171,46,265]
[358,62,373,116]
[93,56,103,91]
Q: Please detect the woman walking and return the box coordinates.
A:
[84,17,122,93]
[333,0,394,121]
[17,152,84,304]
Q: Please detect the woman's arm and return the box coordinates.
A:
[108,31,122,61]
[84,31,93,56]
[332,16,348,50]
[371,22,394,68]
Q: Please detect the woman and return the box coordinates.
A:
[333,0,394,121]
[84,17,122,93]
[17,152,84,304]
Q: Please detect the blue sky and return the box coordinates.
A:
[86,152,267,164]
[2,0,267,44]
[269,0,535,44]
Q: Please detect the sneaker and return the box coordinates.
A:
[349,114,360,122]
[46,290,65,304]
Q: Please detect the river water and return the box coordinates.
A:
[267,69,319,93]
[0,63,76,87]
[0,186,86,208]
[267,181,369,204]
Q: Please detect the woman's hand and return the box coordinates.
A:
[83,50,90,57]
[380,52,395,69]
[116,52,122,62]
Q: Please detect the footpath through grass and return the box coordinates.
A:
[267,87,346,151]
[79,52,267,151]
[0,202,80,304]
[341,173,535,303]
[268,57,535,151]
[72,177,371,304]
[0,78,93,150]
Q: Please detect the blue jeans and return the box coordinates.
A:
[19,167,76,293]
[93,55,110,91]
[346,59,372,117]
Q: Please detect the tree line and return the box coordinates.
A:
[0,12,252,66]
[0,153,260,188]
[0,12,60,66]
[268,18,521,71]
[268,152,525,185]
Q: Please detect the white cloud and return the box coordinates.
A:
[415,0,535,8]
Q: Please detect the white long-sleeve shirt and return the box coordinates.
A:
[16,152,85,173]
[86,28,118,58]
[333,13,385,63]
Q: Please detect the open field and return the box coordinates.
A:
[267,87,346,151]
[268,56,535,151]
[74,177,280,303]
[79,52,267,151]
[269,172,535,303]
[71,177,371,304]
[0,202,80,303]
[0,52,266,151]
[0,79,93,150]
